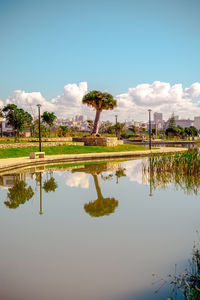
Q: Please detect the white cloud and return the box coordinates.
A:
[2,81,200,122]
[115,81,200,121]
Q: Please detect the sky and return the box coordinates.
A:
[0,0,200,121]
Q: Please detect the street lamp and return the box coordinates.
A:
[148,109,152,150]
[39,172,43,215]
[115,115,118,138]
[37,104,42,152]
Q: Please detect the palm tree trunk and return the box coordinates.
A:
[93,174,103,199]
[92,109,101,135]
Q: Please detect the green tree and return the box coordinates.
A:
[189,126,198,137]
[82,91,117,136]
[165,126,179,137]
[84,174,118,217]
[114,122,125,139]
[168,113,176,128]
[3,104,33,141]
[4,179,34,209]
[72,162,119,217]
[43,177,58,193]
[41,111,57,137]
[58,125,69,137]
[87,120,94,133]
[128,125,137,134]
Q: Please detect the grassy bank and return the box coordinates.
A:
[0,144,150,159]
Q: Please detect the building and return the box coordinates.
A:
[75,115,85,122]
[154,112,163,123]
[175,119,193,128]
[194,116,200,130]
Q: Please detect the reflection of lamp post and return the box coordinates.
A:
[149,158,153,197]
[39,172,43,215]
[37,104,42,152]
[148,109,152,150]
[115,115,118,138]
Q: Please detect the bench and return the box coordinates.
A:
[30,152,45,159]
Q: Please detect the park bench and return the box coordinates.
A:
[30,152,45,159]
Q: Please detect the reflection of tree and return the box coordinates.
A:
[72,162,120,217]
[84,174,118,217]
[115,167,126,184]
[4,179,34,209]
[43,177,58,193]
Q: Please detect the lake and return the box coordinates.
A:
[0,158,199,300]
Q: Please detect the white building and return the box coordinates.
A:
[176,119,193,128]
[194,116,200,130]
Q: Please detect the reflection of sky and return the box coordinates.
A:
[122,159,148,185]
[55,160,149,189]
[0,158,199,300]
[55,170,90,189]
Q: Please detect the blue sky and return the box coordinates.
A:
[0,0,200,120]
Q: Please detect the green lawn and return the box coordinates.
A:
[0,144,150,159]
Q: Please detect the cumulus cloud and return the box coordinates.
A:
[115,81,200,121]
[2,82,89,119]
[2,80,200,121]
[52,82,89,118]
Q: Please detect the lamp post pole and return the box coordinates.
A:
[148,109,152,150]
[39,172,43,215]
[37,104,42,152]
[115,115,118,139]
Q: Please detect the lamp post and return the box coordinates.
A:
[39,172,43,215]
[37,104,42,152]
[115,115,118,139]
[148,109,152,150]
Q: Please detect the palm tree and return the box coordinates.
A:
[72,162,119,217]
[82,90,117,136]
[41,111,57,137]
[84,174,118,217]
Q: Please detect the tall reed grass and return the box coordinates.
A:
[143,150,200,195]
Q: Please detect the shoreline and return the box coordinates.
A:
[0,147,187,173]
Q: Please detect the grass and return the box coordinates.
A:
[0,144,150,159]
[143,150,200,195]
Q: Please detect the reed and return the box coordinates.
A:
[143,150,200,195]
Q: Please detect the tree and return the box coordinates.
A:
[189,126,198,137]
[43,177,58,193]
[3,104,33,141]
[32,119,47,137]
[87,120,94,133]
[41,111,57,137]
[58,125,69,137]
[114,122,125,139]
[84,174,118,217]
[72,162,119,217]
[128,125,137,134]
[165,126,179,137]
[82,91,117,136]
[168,113,176,128]
[4,179,34,209]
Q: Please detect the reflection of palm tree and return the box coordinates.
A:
[72,162,119,217]
[43,177,58,193]
[84,174,118,217]
[4,179,34,209]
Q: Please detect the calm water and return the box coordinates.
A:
[0,158,199,300]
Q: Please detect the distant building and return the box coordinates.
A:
[75,115,84,122]
[154,112,163,123]
[176,119,193,128]
[194,116,200,130]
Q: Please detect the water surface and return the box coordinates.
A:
[0,158,199,300]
